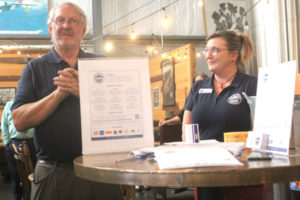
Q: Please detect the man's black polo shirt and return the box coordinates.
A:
[11,48,100,162]
[185,71,257,141]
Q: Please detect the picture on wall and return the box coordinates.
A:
[205,0,247,35]
[153,87,159,108]
[0,0,48,36]
[0,87,16,108]
[161,58,175,107]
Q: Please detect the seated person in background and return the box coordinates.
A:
[159,72,208,127]
[1,100,36,200]
[182,30,258,200]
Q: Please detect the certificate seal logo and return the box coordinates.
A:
[263,73,269,82]
[94,73,104,83]
[227,93,242,105]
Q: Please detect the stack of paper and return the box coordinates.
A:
[154,143,243,169]
[163,140,245,157]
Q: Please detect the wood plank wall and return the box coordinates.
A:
[149,43,196,122]
[0,51,49,133]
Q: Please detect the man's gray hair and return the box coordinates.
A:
[47,2,87,28]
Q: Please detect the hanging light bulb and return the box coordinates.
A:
[149,46,153,52]
[176,49,181,61]
[27,47,30,57]
[130,29,136,40]
[161,53,167,58]
[163,15,169,27]
[184,48,188,59]
[198,0,204,7]
[162,7,169,27]
[17,50,21,55]
[39,48,42,57]
[244,21,249,31]
[105,42,113,52]
[153,49,158,54]
[196,52,201,57]
[184,53,187,59]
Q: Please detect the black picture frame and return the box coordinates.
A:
[153,87,159,108]
[0,87,16,108]
[161,58,175,107]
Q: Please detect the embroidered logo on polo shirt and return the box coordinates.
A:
[227,93,242,105]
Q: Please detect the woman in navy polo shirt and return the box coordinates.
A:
[183,31,260,200]
[183,30,257,142]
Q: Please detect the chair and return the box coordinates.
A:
[159,123,182,145]
[122,185,134,200]
[12,141,34,200]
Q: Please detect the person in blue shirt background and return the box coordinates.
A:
[1,100,36,200]
[159,73,208,127]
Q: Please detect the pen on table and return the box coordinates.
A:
[242,92,252,104]
[116,153,154,162]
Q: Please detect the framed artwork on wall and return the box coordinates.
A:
[0,87,16,108]
[153,87,159,108]
[161,58,175,107]
[204,0,247,35]
[0,0,49,38]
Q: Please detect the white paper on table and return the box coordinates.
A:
[161,140,244,156]
[78,58,154,154]
[253,61,297,155]
[154,145,243,169]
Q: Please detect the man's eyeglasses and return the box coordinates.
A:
[202,47,229,56]
[53,17,82,26]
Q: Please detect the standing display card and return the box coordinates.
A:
[253,61,297,155]
[78,58,154,154]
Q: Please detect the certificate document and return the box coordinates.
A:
[79,58,154,154]
[254,61,296,155]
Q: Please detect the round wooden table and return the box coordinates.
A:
[74,150,300,187]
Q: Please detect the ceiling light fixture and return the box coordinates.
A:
[130,29,136,40]
[105,42,113,52]
[198,0,204,7]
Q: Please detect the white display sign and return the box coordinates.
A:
[253,61,297,155]
[78,58,154,154]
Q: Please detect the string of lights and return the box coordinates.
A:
[103,0,155,29]
[103,0,179,36]
[0,0,269,59]
[244,0,264,16]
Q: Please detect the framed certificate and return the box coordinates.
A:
[78,58,154,154]
[254,61,296,155]
[161,58,175,107]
